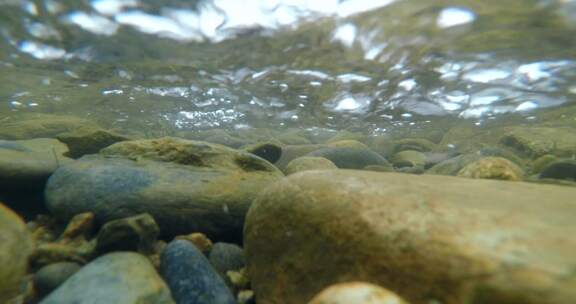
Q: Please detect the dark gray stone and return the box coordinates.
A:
[306,147,389,169]
[539,160,576,181]
[209,242,245,279]
[34,262,81,297]
[161,240,236,304]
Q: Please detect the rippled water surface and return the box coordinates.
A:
[2,0,576,137]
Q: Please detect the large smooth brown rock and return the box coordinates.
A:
[244,171,576,304]
[0,204,34,303]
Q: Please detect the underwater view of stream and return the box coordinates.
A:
[2,0,576,136]
[2,0,576,304]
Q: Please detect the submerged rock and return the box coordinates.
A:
[96,213,159,254]
[308,282,408,304]
[242,142,282,164]
[0,204,35,303]
[245,170,576,304]
[500,127,576,158]
[175,232,213,254]
[539,159,576,182]
[275,144,329,170]
[32,212,96,267]
[41,252,174,304]
[45,137,283,241]
[284,156,338,175]
[390,150,426,168]
[0,138,71,189]
[209,242,245,283]
[161,240,236,304]
[0,113,100,140]
[56,127,130,158]
[457,156,524,181]
[306,147,389,169]
[34,262,81,297]
[392,138,436,153]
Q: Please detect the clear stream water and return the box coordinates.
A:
[1,0,576,138]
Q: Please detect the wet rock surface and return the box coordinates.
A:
[0,204,35,303]
[500,127,576,158]
[245,170,576,304]
[0,138,71,189]
[209,242,245,283]
[457,156,525,181]
[96,213,160,254]
[539,159,576,181]
[284,156,338,175]
[45,137,283,241]
[306,146,389,169]
[34,262,81,297]
[41,252,174,304]
[161,240,236,304]
[0,114,101,140]
[308,282,409,304]
[56,127,130,158]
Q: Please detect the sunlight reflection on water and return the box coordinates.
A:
[2,0,576,133]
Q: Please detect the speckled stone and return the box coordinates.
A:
[161,240,236,304]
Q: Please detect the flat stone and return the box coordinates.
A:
[41,252,174,304]
[245,170,576,304]
[45,137,283,241]
[0,204,35,303]
[500,127,576,158]
[161,240,236,304]
[0,138,71,189]
[0,113,100,140]
[56,127,130,158]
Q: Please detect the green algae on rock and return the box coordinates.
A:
[0,204,34,304]
[457,156,525,181]
[244,170,576,304]
[284,156,338,175]
[500,127,576,159]
[0,113,100,140]
[45,137,283,242]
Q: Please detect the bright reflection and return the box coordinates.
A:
[66,12,119,35]
[92,0,138,15]
[332,23,357,47]
[18,41,66,60]
[437,7,476,28]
